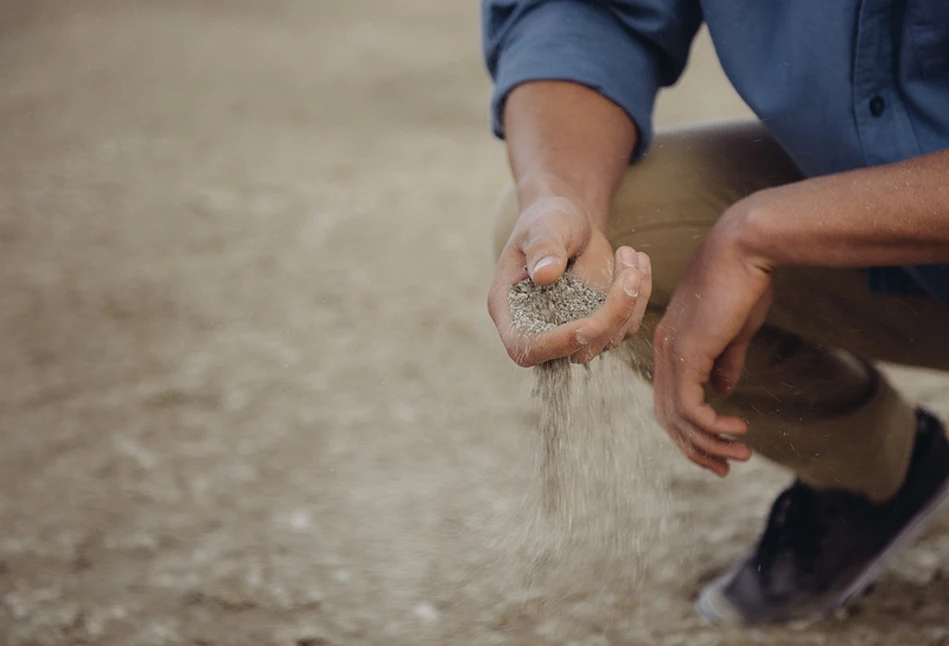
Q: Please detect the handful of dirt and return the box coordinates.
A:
[508,273,607,335]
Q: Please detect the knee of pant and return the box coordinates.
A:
[607,140,742,245]
[606,122,800,243]
[491,184,518,261]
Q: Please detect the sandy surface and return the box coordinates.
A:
[2,2,949,644]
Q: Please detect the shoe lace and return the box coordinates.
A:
[754,483,827,578]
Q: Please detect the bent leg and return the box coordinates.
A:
[493,121,949,502]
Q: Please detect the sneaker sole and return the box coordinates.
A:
[695,473,949,625]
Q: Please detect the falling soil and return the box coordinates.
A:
[505,274,670,632]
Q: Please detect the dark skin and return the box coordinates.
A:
[489,80,949,477]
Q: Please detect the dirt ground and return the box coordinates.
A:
[3,2,949,645]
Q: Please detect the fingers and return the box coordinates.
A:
[710,340,749,396]
[658,334,748,436]
[489,282,566,367]
[675,440,730,477]
[678,390,749,437]
[490,232,650,367]
[505,318,599,367]
[654,328,750,477]
[605,247,638,350]
[570,247,643,363]
[710,283,773,396]
[493,258,644,368]
[604,250,653,352]
[626,252,652,336]
[487,239,597,366]
[672,424,751,478]
[661,415,749,478]
[487,246,531,348]
[688,424,752,461]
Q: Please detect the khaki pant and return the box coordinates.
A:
[494,122,949,503]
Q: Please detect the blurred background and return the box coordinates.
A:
[2,1,949,645]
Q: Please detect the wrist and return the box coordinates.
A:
[717,190,781,272]
[515,172,610,233]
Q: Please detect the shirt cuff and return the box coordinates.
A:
[488,0,662,160]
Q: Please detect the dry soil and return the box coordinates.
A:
[3,2,949,645]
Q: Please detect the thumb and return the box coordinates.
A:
[710,339,750,396]
[522,230,572,286]
[710,282,774,396]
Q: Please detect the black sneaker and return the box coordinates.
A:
[695,409,949,625]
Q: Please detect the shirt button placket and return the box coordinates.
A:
[851,0,906,166]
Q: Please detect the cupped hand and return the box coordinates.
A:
[488,195,652,367]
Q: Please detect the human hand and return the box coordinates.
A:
[653,206,775,477]
[488,195,652,366]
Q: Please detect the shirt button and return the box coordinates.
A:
[870,95,886,117]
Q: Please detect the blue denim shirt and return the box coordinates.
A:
[482,0,949,304]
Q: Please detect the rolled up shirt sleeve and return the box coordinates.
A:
[482,0,702,159]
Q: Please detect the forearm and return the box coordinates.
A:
[738,148,949,268]
[504,81,637,232]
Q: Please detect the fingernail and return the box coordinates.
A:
[530,256,558,277]
[623,274,640,297]
[576,327,592,345]
[637,252,651,273]
[620,247,637,267]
